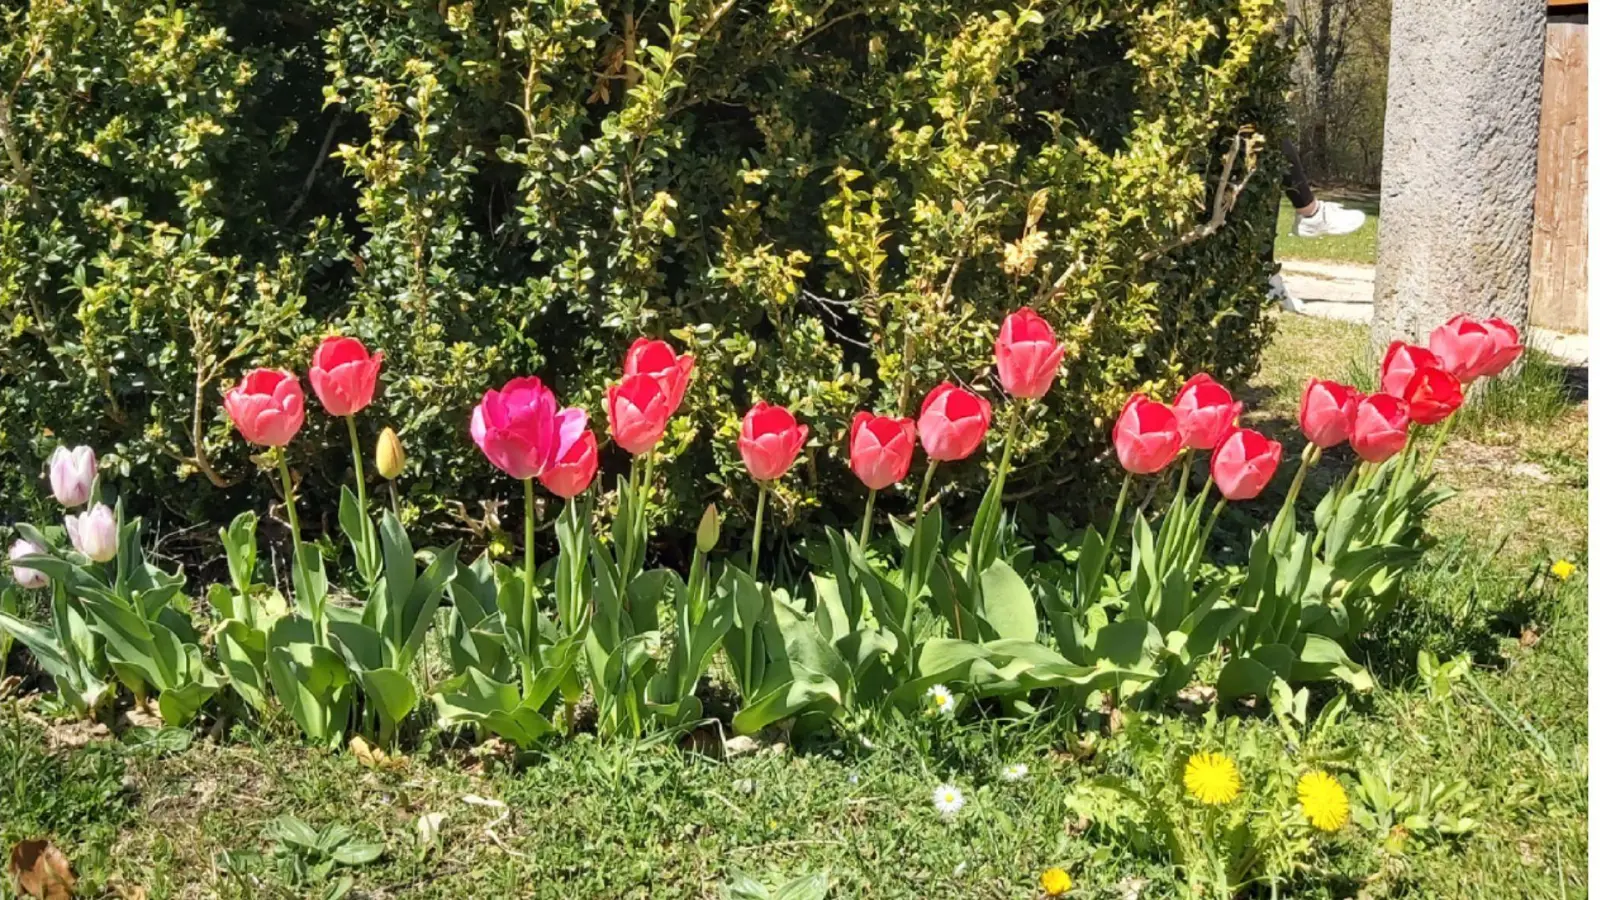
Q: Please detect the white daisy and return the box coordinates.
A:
[1001,762,1030,782]
[932,783,965,817]
[926,684,955,717]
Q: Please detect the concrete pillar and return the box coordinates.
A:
[1370,0,1546,349]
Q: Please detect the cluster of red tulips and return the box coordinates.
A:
[1105,313,1524,503]
[217,310,1070,530]
[218,309,1523,562]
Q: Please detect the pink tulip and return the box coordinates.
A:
[994,308,1067,399]
[1299,379,1362,448]
[47,445,96,508]
[1480,318,1525,377]
[1112,394,1182,475]
[917,383,992,462]
[624,338,695,415]
[309,336,384,416]
[1171,374,1242,450]
[66,503,118,563]
[1401,366,1463,426]
[739,402,809,482]
[1349,394,1410,463]
[1210,427,1283,501]
[1428,315,1507,383]
[7,539,48,589]
[224,369,306,448]
[1379,342,1439,398]
[539,410,599,499]
[849,412,916,490]
[470,377,570,479]
[606,374,673,456]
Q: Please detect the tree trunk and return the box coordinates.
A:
[1371,0,1545,351]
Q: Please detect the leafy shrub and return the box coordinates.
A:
[0,0,1288,545]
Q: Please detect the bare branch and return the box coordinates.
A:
[282,108,344,225]
[1138,129,1259,263]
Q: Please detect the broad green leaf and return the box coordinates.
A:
[978,560,1038,642]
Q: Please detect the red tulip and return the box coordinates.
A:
[606,374,673,456]
[849,412,916,490]
[1379,342,1440,397]
[1349,394,1410,463]
[470,377,567,479]
[918,383,992,462]
[309,336,384,416]
[1171,373,1242,450]
[1112,394,1182,475]
[739,402,809,482]
[539,409,599,499]
[1428,315,1501,383]
[1480,317,1525,377]
[1299,379,1362,448]
[994,308,1067,399]
[224,368,306,447]
[624,338,695,415]
[1401,366,1463,425]
[1210,427,1283,501]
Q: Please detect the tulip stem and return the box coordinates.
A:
[276,451,319,643]
[750,482,769,578]
[1201,496,1228,545]
[522,477,541,695]
[1108,472,1132,543]
[388,481,401,519]
[345,415,367,513]
[636,451,656,574]
[1271,443,1320,547]
[913,462,939,525]
[859,489,878,548]
[1421,412,1457,477]
[973,404,1024,572]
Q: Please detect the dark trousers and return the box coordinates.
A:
[1280,138,1315,210]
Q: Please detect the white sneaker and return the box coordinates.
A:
[1268,273,1305,313]
[1294,201,1366,238]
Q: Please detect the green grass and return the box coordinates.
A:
[0,315,1585,899]
[1275,192,1380,266]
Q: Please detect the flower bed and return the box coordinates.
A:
[0,307,1524,890]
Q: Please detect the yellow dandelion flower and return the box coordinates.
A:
[1040,867,1073,895]
[1184,752,1241,806]
[1298,770,1350,832]
[1551,559,1576,581]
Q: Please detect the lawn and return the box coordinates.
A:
[1275,193,1381,266]
[0,315,1585,899]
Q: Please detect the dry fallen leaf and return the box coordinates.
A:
[416,812,445,849]
[349,736,405,770]
[119,703,162,730]
[9,839,75,899]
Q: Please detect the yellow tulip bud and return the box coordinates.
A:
[696,503,720,554]
[376,427,406,480]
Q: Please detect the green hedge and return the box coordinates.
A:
[0,0,1288,547]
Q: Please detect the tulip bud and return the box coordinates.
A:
[65,503,119,563]
[696,504,721,554]
[7,539,48,590]
[376,427,406,480]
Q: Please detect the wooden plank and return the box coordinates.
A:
[1547,0,1587,10]
[1529,21,1587,332]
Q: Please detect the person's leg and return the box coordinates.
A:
[1281,138,1317,214]
[1283,138,1366,239]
